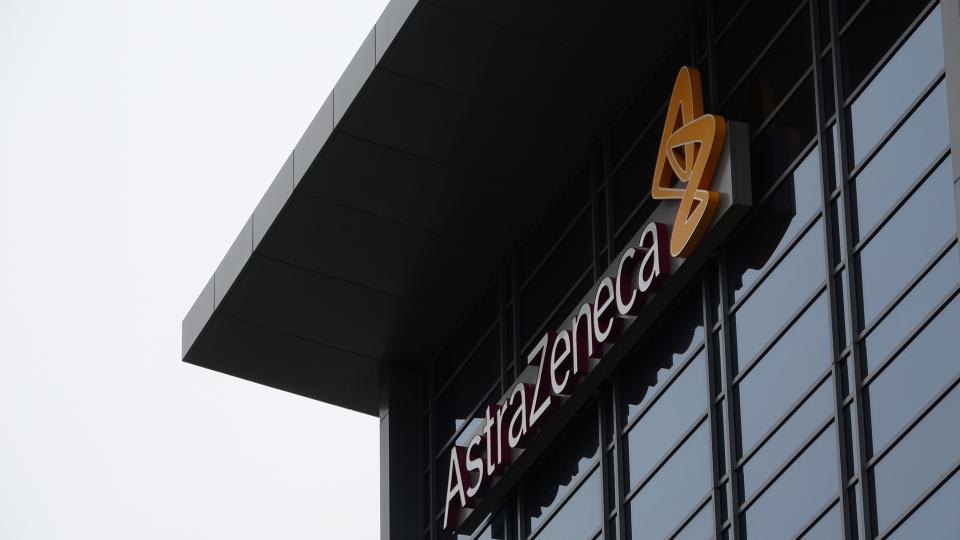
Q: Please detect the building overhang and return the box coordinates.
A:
[181,0,704,415]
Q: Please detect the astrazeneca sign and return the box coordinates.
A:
[444,67,753,532]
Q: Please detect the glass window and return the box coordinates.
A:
[628,423,713,540]
[732,219,826,368]
[864,244,960,371]
[532,469,603,540]
[872,383,960,533]
[436,329,501,446]
[622,292,705,420]
[727,147,823,303]
[858,161,957,325]
[721,12,811,133]
[737,294,832,454]
[887,469,960,540]
[673,500,714,540]
[800,503,842,540]
[525,407,600,534]
[625,352,708,487]
[841,0,932,96]
[848,6,944,164]
[750,76,817,196]
[519,167,590,282]
[715,0,805,97]
[866,295,960,454]
[742,376,835,499]
[743,426,839,539]
[853,81,949,237]
[519,213,592,344]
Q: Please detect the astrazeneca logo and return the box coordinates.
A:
[651,66,727,258]
[442,67,729,532]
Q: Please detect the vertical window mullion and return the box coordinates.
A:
[809,0,855,538]
[825,0,877,537]
[716,254,744,537]
[702,269,726,539]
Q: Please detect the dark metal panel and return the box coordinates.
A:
[380,366,424,539]
[293,93,334,186]
[253,152,293,247]
[335,28,377,125]
[218,255,456,361]
[182,275,214,358]
[375,0,419,63]
[186,314,380,413]
[258,193,481,313]
[214,217,253,307]
[379,3,643,131]
[337,69,592,194]
[297,133,545,245]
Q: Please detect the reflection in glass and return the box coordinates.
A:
[629,423,712,540]
[750,77,817,196]
[800,503,842,540]
[854,82,949,237]
[849,7,944,164]
[622,291,704,421]
[866,295,960,454]
[742,377,834,499]
[673,500,714,540]
[728,147,822,303]
[858,162,956,325]
[887,469,960,540]
[873,384,960,533]
[864,244,960,371]
[525,405,600,534]
[626,352,708,487]
[436,330,501,446]
[532,469,602,540]
[733,220,826,368]
[743,426,839,539]
[737,294,831,455]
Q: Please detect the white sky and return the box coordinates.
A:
[0,1,389,538]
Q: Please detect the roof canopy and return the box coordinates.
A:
[182,0,702,415]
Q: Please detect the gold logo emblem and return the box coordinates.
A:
[651,66,727,258]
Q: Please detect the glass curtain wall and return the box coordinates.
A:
[421,1,958,538]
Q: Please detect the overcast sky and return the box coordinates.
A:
[0,1,389,538]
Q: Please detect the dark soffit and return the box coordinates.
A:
[181,0,703,415]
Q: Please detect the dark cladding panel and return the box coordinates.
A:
[218,255,456,362]
[187,314,380,413]
[337,69,592,194]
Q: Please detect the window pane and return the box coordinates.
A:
[858,161,957,325]
[750,76,817,196]
[743,426,839,539]
[526,407,600,534]
[873,383,960,533]
[866,295,960,454]
[742,376,835,499]
[841,0,932,96]
[800,502,842,540]
[628,423,712,540]
[721,12,811,133]
[864,244,960,372]
[622,292,705,421]
[853,81,949,237]
[728,147,823,303]
[625,352,708,488]
[849,6,944,164]
[436,330,500,445]
[733,219,826,368]
[737,293,832,454]
[673,499,715,540]
[887,469,960,540]
[715,0,805,97]
[533,469,603,540]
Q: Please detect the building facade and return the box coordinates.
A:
[182,0,960,539]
